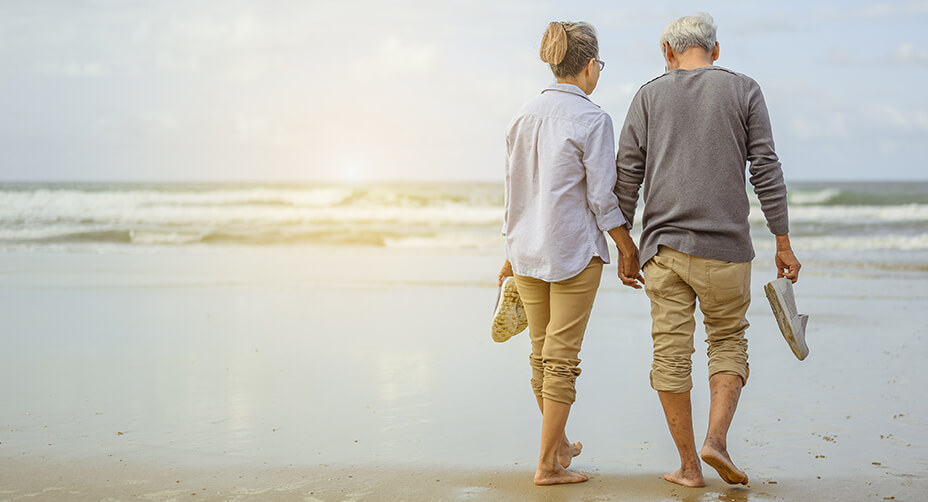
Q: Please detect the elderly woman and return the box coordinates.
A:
[499,21,642,485]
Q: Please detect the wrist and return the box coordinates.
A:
[614,236,634,250]
[775,234,792,250]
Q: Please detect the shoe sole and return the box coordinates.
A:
[491,277,526,343]
[764,281,809,361]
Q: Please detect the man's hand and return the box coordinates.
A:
[498,259,514,286]
[608,226,644,289]
[618,250,645,289]
[775,234,801,283]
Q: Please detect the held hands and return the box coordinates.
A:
[617,247,645,289]
[498,259,514,286]
[775,234,801,283]
[608,226,644,289]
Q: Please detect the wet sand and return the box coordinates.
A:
[0,246,925,501]
[0,456,915,501]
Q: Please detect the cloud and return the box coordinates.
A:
[90,112,179,141]
[789,113,850,141]
[348,37,440,78]
[879,140,898,153]
[892,42,928,63]
[823,42,928,67]
[155,52,201,73]
[851,1,928,17]
[35,61,112,77]
[727,15,797,35]
[867,105,928,132]
[137,112,178,133]
[2,0,927,181]
[232,114,299,147]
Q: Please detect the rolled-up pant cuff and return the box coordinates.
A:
[649,369,694,393]
[541,363,580,404]
[529,355,580,404]
[529,354,544,397]
[709,363,750,387]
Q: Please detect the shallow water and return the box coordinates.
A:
[1,246,925,491]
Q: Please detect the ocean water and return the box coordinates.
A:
[1,181,926,264]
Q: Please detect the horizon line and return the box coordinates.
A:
[2,178,928,185]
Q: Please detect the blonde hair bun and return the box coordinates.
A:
[538,21,599,78]
[540,22,568,65]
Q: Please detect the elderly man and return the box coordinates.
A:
[615,13,801,487]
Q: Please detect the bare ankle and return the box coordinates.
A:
[682,461,702,476]
[663,466,705,488]
[703,437,727,452]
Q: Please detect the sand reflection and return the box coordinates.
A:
[376,350,433,404]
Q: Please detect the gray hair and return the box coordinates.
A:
[659,13,717,56]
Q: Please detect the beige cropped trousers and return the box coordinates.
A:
[513,257,603,405]
[643,246,751,393]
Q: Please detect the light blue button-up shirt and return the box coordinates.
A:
[503,83,626,282]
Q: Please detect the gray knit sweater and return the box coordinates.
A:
[615,66,789,265]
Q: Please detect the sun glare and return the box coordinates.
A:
[338,157,369,183]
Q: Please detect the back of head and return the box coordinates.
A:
[539,22,598,78]
[659,13,717,55]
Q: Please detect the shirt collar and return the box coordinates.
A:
[541,82,592,102]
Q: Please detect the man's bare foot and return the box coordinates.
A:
[663,466,705,488]
[534,464,589,486]
[557,440,582,468]
[700,444,748,485]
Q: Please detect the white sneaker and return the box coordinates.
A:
[764,277,809,361]
[491,276,528,343]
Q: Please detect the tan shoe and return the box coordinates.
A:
[491,276,528,343]
[764,278,809,360]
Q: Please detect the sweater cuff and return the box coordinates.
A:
[765,209,790,235]
[768,220,789,236]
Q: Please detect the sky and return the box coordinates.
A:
[1,0,927,182]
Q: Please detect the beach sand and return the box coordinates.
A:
[1,246,925,501]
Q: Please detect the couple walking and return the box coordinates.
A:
[497,13,802,487]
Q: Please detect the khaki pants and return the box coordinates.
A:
[514,258,603,405]
[643,246,751,393]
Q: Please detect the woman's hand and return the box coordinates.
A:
[617,248,645,289]
[498,259,514,286]
[608,226,644,289]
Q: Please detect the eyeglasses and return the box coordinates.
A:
[595,59,605,71]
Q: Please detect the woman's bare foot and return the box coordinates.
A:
[534,464,589,486]
[557,440,582,468]
[663,466,705,487]
[700,443,748,485]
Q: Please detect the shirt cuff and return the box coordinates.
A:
[596,206,627,232]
